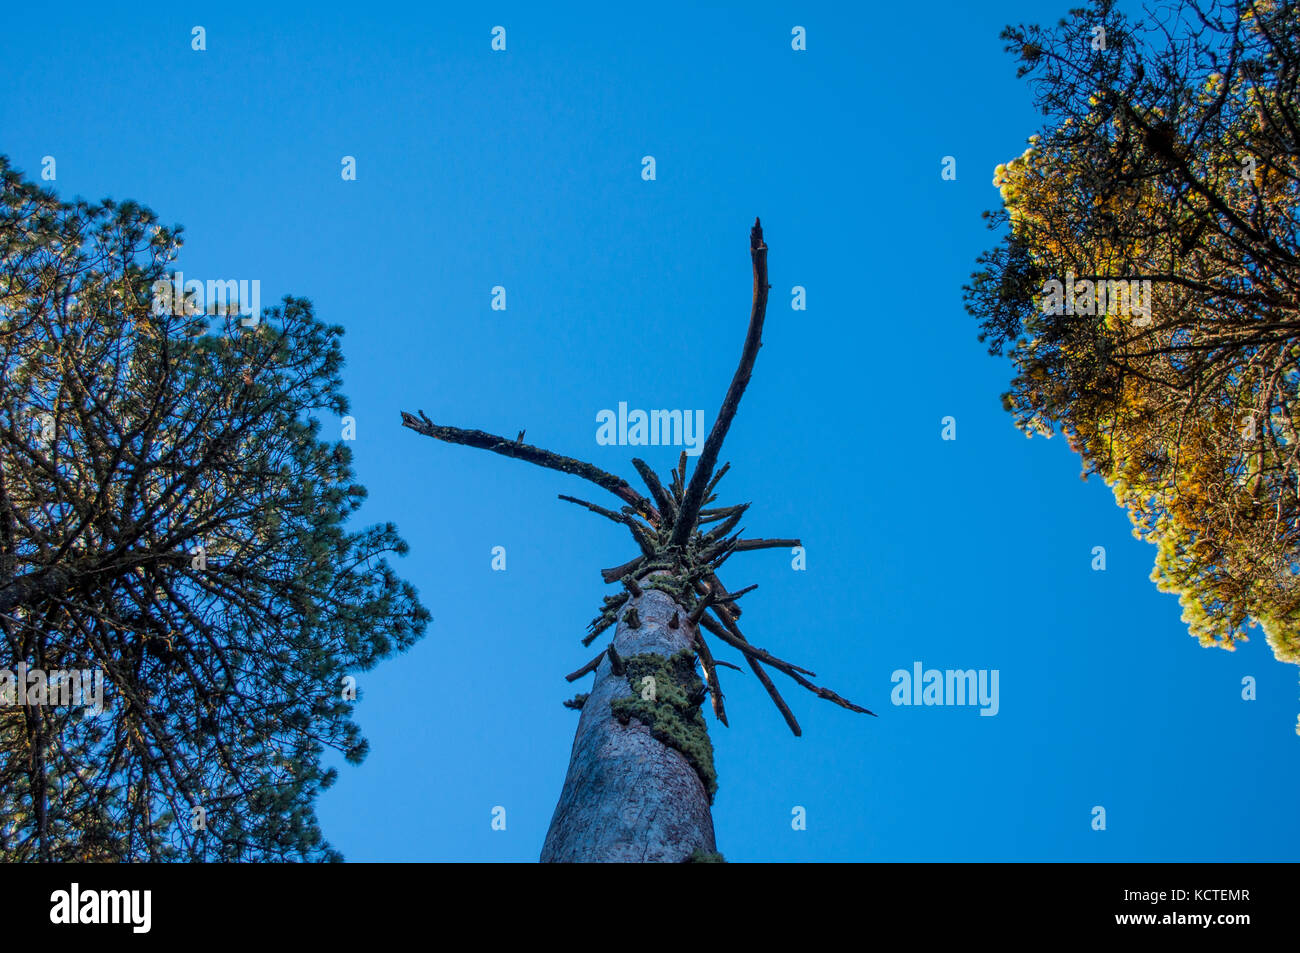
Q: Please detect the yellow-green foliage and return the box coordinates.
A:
[972,2,1300,732]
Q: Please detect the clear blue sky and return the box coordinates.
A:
[3,0,1297,862]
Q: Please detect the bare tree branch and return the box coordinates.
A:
[400,411,658,521]
[671,219,771,545]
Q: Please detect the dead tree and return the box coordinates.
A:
[402,220,872,862]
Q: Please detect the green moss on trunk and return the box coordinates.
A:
[610,649,717,801]
[683,848,726,863]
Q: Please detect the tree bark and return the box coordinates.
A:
[541,580,716,862]
[0,565,78,614]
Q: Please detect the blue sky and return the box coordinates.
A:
[3,0,1297,861]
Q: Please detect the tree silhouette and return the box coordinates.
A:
[403,220,872,862]
[0,158,430,860]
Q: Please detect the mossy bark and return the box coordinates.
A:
[541,580,716,862]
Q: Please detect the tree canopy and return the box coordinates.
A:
[966,0,1300,727]
[0,157,429,859]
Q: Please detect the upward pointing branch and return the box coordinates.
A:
[671,218,770,546]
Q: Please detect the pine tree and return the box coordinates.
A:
[0,157,430,860]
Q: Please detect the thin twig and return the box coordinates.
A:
[732,538,801,552]
[713,583,757,604]
[601,556,644,584]
[565,651,606,682]
[558,495,656,557]
[631,459,676,526]
[703,462,732,500]
[693,631,729,727]
[700,607,816,677]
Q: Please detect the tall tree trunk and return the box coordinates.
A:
[541,580,716,862]
[407,222,871,861]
